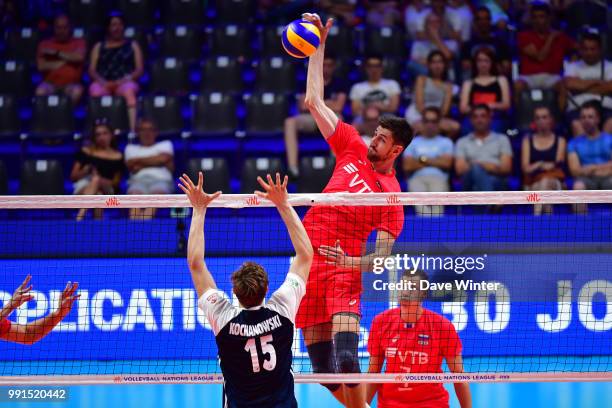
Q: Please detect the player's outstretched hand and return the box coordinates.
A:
[178,172,222,210]
[255,173,289,207]
[302,12,333,44]
[56,281,80,317]
[7,275,34,311]
[318,239,349,269]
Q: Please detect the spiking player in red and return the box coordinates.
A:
[297,13,413,408]
[367,270,472,408]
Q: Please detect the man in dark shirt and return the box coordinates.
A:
[460,6,510,79]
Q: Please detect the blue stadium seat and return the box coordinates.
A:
[244,92,288,136]
[0,95,22,139]
[162,0,205,26]
[214,0,253,24]
[298,156,335,193]
[159,26,203,63]
[186,157,231,193]
[253,57,296,93]
[20,160,65,195]
[326,25,355,58]
[364,26,407,57]
[150,57,190,95]
[118,0,156,28]
[190,93,238,136]
[139,95,183,136]
[240,157,284,193]
[0,160,7,195]
[86,96,130,135]
[68,0,107,28]
[29,95,75,139]
[0,60,31,99]
[200,56,244,93]
[5,27,40,61]
[207,25,251,58]
[259,25,285,56]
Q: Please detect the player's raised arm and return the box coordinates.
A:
[1,278,79,345]
[302,13,338,139]
[179,172,221,298]
[255,173,313,281]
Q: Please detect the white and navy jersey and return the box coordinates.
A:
[199,273,306,408]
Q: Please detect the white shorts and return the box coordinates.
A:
[518,74,561,89]
[127,175,174,194]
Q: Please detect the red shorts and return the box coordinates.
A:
[295,252,362,329]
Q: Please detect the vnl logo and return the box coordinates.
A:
[105,197,120,207]
[386,195,400,204]
[245,196,261,206]
[526,193,541,203]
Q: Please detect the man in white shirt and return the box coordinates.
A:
[350,54,401,126]
[124,118,175,219]
[564,31,612,136]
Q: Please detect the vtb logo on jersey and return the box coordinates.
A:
[343,162,373,193]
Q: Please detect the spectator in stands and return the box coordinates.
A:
[521,106,566,215]
[460,6,511,79]
[403,107,454,216]
[317,0,358,26]
[446,0,473,43]
[350,54,401,123]
[405,50,460,138]
[419,0,462,43]
[71,119,124,221]
[515,2,575,110]
[568,101,612,214]
[125,118,175,220]
[35,14,86,105]
[459,47,511,131]
[455,104,512,193]
[410,12,459,76]
[564,31,612,136]
[284,56,347,179]
[88,12,144,132]
[365,0,401,27]
[404,0,430,39]
[476,0,510,31]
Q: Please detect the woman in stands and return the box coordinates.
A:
[88,12,143,131]
[405,50,460,138]
[70,120,124,221]
[459,46,510,132]
[521,106,566,215]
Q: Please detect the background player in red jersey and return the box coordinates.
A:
[0,275,79,345]
[299,12,413,408]
[367,270,472,408]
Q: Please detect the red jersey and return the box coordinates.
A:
[368,308,462,408]
[302,121,404,256]
[0,318,11,335]
[37,38,86,86]
[517,31,575,75]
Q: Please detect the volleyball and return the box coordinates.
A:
[281,19,321,58]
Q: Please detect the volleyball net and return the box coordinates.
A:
[0,191,611,385]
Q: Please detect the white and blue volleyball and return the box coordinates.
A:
[281,19,321,58]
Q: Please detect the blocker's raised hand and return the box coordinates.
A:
[178,172,221,210]
[255,173,289,207]
[301,12,334,44]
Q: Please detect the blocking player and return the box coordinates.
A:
[180,172,313,408]
[367,270,472,408]
[299,12,413,408]
[0,275,79,344]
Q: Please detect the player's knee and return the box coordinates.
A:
[306,341,341,392]
[333,332,361,388]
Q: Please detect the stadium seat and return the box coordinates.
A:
[86,96,130,135]
[124,26,150,59]
[254,57,296,93]
[150,58,190,95]
[364,26,407,57]
[0,95,21,139]
[20,160,65,195]
[208,25,251,58]
[118,0,156,28]
[30,95,75,139]
[326,25,355,58]
[245,93,288,135]
[260,25,285,56]
[162,0,205,26]
[200,56,243,93]
[139,95,183,136]
[297,156,335,193]
[215,0,253,23]
[0,60,30,99]
[564,1,607,34]
[516,89,560,132]
[71,26,103,53]
[5,28,40,61]
[240,157,284,193]
[382,58,404,83]
[68,0,107,28]
[190,93,238,135]
[0,161,7,195]
[159,26,203,63]
[186,157,231,193]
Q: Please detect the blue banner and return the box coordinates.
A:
[0,253,610,365]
